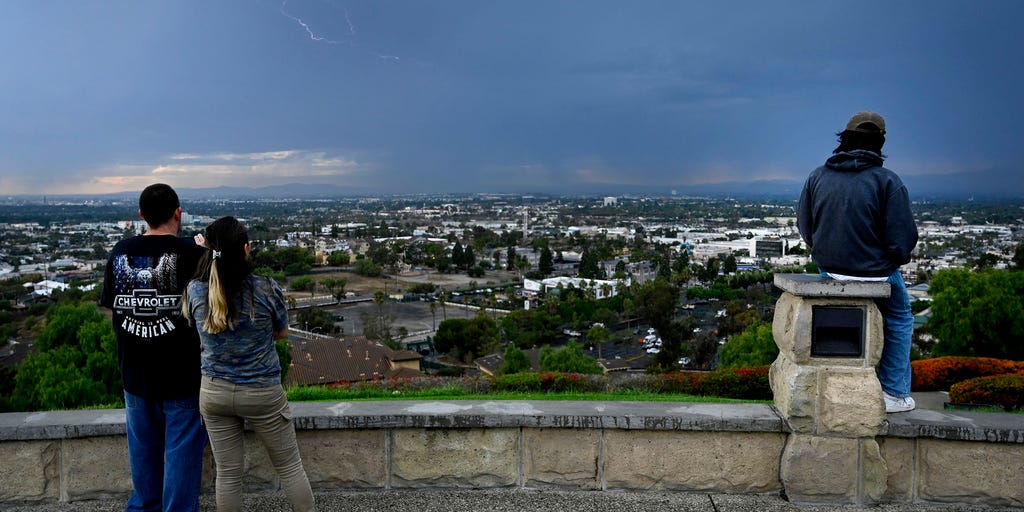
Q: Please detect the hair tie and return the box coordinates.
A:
[212,250,222,260]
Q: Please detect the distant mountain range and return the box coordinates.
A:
[9,167,1021,201]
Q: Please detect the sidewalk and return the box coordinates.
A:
[1,489,1017,512]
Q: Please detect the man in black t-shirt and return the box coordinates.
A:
[100,183,207,512]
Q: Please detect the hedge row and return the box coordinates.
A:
[911,356,1024,391]
[619,366,771,400]
[311,367,772,400]
[949,374,1024,411]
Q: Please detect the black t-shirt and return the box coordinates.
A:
[99,234,204,400]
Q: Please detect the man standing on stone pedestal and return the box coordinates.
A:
[797,111,919,413]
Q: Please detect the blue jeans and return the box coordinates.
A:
[875,271,915,398]
[124,391,208,512]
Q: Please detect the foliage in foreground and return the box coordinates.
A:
[7,303,122,412]
[719,321,777,369]
[286,367,772,402]
[949,374,1024,411]
[911,356,1024,391]
[928,268,1024,360]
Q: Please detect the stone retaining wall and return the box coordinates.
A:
[1,401,1022,508]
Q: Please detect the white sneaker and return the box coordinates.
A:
[884,393,916,413]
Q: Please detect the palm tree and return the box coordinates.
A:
[429,301,437,330]
[438,290,449,321]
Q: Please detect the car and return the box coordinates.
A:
[646,347,661,354]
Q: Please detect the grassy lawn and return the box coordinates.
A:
[285,385,770,404]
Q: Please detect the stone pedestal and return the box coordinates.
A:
[771,274,890,505]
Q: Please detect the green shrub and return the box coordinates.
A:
[493,372,542,392]
[949,374,1024,411]
[618,367,771,400]
[491,372,606,393]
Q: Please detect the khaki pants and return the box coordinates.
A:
[199,376,314,512]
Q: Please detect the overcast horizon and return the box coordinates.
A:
[2,1,1023,197]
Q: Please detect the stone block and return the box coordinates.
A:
[819,368,885,436]
[299,430,386,488]
[603,430,783,493]
[522,428,600,489]
[769,354,816,433]
[860,438,887,503]
[772,292,799,358]
[0,440,58,502]
[772,293,884,367]
[780,435,859,503]
[61,436,132,501]
[917,439,1024,507]
[878,437,915,502]
[391,428,518,488]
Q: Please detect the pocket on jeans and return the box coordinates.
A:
[124,392,141,409]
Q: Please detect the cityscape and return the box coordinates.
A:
[2,193,1021,393]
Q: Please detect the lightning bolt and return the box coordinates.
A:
[280,0,401,61]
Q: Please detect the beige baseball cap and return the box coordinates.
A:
[845,111,886,134]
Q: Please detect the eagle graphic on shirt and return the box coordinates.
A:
[111,253,183,339]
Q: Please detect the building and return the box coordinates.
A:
[285,336,424,387]
[752,238,785,258]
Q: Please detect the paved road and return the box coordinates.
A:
[2,490,1016,512]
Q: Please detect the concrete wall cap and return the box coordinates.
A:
[774,274,891,298]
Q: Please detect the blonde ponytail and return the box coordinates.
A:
[204,259,231,333]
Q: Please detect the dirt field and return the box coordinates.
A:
[306,268,521,296]
[283,268,519,340]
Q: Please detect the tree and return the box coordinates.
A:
[451,242,465,269]
[296,307,336,334]
[327,250,350,266]
[434,317,499,363]
[723,254,738,274]
[354,258,382,277]
[718,321,777,368]
[698,258,720,282]
[289,276,314,292]
[585,324,612,359]
[506,246,516,271]
[11,302,121,411]
[539,246,554,276]
[539,341,603,374]
[321,277,348,301]
[499,344,532,374]
[500,308,560,349]
[1013,242,1024,270]
[928,268,1024,359]
[578,248,602,279]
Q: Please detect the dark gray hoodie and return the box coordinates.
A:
[797,150,918,277]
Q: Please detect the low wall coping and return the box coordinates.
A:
[774,273,891,298]
[1,401,1021,444]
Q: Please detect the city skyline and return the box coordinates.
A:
[2,1,1023,197]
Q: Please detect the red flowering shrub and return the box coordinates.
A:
[627,367,771,400]
[911,357,1024,391]
[695,366,771,400]
[949,374,1024,411]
